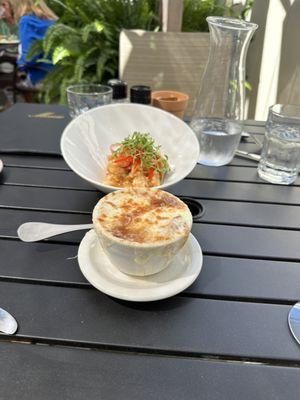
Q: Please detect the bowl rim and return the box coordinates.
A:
[60,103,200,191]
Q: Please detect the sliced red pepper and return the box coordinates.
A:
[147,167,154,180]
[114,155,133,164]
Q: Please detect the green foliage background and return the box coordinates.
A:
[31,0,252,103]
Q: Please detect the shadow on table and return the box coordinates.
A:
[112,296,194,312]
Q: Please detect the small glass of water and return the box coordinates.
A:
[67,84,113,118]
[190,118,242,166]
[257,104,300,185]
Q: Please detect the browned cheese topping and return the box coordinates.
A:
[93,189,192,244]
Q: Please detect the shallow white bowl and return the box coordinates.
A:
[60,103,199,192]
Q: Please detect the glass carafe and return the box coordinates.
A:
[191,17,258,166]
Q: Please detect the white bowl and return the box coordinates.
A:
[60,103,199,192]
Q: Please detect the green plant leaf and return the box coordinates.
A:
[43,23,78,56]
[74,54,87,81]
[82,21,105,42]
[96,53,108,81]
[52,46,71,64]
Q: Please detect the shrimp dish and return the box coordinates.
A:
[104,132,170,188]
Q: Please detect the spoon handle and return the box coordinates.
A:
[0,307,18,335]
[18,222,93,242]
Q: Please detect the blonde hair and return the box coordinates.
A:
[8,0,58,22]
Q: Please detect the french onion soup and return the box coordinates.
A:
[92,189,192,276]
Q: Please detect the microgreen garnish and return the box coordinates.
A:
[113,132,170,175]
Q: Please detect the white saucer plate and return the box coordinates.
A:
[78,230,203,302]
[0,159,3,173]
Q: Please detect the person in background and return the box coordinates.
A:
[0,0,57,86]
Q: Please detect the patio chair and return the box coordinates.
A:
[119,29,210,118]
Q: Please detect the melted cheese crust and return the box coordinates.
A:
[93,189,192,244]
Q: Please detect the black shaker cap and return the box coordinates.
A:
[107,79,127,100]
[130,85,151,104]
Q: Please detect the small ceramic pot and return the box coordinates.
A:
[152,91,189,119]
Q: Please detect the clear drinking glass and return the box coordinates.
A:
[190,17,258,166]
[67,84,112,118]
[257,104,300,185]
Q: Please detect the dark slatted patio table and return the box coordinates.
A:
[0,104,300,399]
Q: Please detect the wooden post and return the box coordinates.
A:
[161,0,183,32]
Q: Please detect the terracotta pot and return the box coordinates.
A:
[151,90,189,119]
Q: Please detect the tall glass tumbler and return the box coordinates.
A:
[257,104,300,185]
[67,84,112,118]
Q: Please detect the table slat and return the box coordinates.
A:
[1,239,300,302]
[0,208,91,240]
[0,206,299,260]
[0,281,299,361]
[3,163,300,189]
[193,223,300,260]
[190,165,300,185]
[0,154,69,170]
[1,183,300,224]
[1,166,94,190]
[1,342,299,400]
[171,180,300,205]
[1,197,300,238]
[0,185,100,213]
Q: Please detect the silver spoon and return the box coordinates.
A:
[288,302,300,345]
[18,222,93,242]
[0,307,18,334]
[235,149,261,162]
